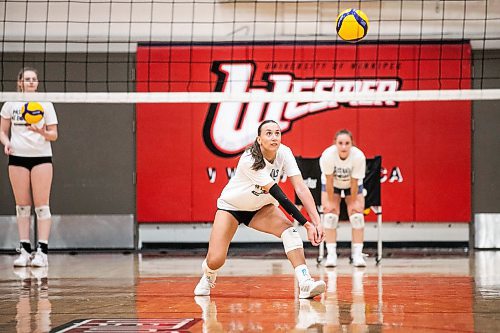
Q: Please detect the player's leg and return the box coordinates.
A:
[346,188,366,267]
[194,210,239,296]
[322,191,341,267]
[249,204,326,299]
[30,163,53,267]
[8,165,33,267]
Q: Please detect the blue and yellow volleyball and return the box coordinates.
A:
[336,8,369,42]
[21,102,44,124]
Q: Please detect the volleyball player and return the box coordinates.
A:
[194,120,326,299]
[319,129,367,267]
[0,67,58,267]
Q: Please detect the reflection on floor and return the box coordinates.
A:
[0,252,499,332]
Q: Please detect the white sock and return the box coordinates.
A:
[326,243,337,257]
[352,243,363,257]
[202,259,217,278]
[294,264,312,285]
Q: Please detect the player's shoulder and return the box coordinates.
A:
[278,143,293,154]
[351,146,366,159]
[1,101,16,109]
[277,144,295,159]
[40,102,55,110]
[1,101,17,114]
[238,149,254,167]
[321,144,337,157]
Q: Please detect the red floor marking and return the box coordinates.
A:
[52,318,201,333]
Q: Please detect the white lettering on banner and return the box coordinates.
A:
[389,167,404,183]
[381,167,404,183]
[203,62,401,157]
[226,167,237,179]
[206,165,403,184]
[207,167,217,183]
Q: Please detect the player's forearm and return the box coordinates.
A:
[42,129,58,141]
[0,131,9,146]
[325,176,335,209]
[350,179,358,199]
[268,184,308,225]
[296,184,320,225]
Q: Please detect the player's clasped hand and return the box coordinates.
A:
[316,223,325,244]
[305,222,325,246]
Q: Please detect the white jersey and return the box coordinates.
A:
[1,101,58,157]
[217,144,301,211]
[319,145,366,189]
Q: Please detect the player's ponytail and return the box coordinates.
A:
[249,139,265,170]
[247,119,278,171]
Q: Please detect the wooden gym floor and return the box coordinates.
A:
[0,250,499,332]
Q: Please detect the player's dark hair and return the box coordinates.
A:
[248,120,279,171]
[17,67,39,92]
[334,128,354,145]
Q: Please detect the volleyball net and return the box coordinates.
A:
[1,1,488,253]
[1,0,500,103]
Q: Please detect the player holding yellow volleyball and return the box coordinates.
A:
[0,67,58,267]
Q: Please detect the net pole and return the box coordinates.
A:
[376,208,382,263]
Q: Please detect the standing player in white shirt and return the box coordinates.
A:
[0,67,58,267]
[319,129,367,267]
[194,120,326,299]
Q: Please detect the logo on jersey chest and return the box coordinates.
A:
[334,166,352,181]
[11,108,26,125]
[251,168,280,196]
[270,168,279,181]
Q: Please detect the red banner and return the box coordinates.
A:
[136,42,471,223]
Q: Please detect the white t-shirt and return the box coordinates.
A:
[319,145,366,189]
[1,101,58,157]
[217,144,301,211]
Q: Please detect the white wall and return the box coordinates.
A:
[1,0,500,52]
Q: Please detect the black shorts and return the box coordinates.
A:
[8,155,52,171]
[219,209,258,226]
[333,184,363,197]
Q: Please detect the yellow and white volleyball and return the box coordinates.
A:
[21,102,44,124]
[336,8,369,42]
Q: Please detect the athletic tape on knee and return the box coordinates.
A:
[323,213,339,229]
[35,206,51,220]
[16,205,31,218]
[349,213,365,229]
[281,227,303,254]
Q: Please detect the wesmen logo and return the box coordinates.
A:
[203,61,401,157]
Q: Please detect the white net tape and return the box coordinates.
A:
[2,90,500,104]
